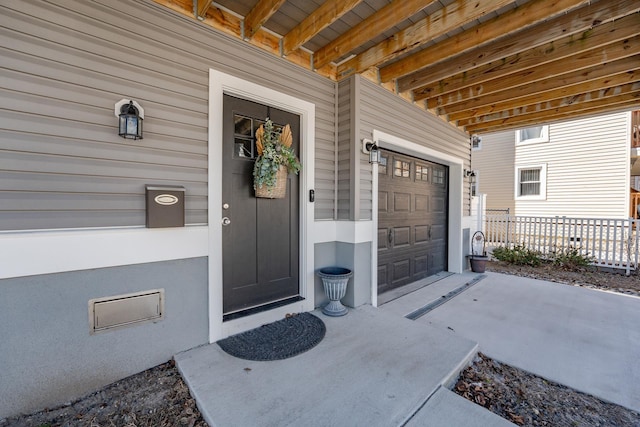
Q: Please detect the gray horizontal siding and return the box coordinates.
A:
[357,77,470,219]
[337,79,353,220]
[0,0,336,230]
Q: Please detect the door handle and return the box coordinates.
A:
[222,217,231,226]
[388,229,393,244]
[428,226,432,240]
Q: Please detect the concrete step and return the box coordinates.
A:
[406,386,516,427]
[175,305,478,427]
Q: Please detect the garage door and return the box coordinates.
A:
[378,150,448,294]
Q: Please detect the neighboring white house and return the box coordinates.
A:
[472,110,640,219]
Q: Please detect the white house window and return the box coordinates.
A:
[516,125,549,145]
[515,164,547,200]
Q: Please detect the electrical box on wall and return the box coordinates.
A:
[145,185,185,228]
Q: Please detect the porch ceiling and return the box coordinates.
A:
[156,0,640,134]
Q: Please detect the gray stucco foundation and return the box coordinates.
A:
[0,257,209,418]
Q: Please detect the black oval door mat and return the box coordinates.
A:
[217,312,326,361]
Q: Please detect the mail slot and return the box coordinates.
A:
[145,185,185,228]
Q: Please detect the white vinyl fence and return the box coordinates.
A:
[484,215,640,274]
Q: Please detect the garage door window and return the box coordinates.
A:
[415,164,429,182]
[433,168,445,185]
[394,160,410,178]
[379,155,388,175]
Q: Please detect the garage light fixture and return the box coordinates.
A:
[464,169,477,179]
[115,99,144,140]
[362,138,380,164]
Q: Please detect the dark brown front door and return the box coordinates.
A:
[222,95,300,315]
[378,150,448,294]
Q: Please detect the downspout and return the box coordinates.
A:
[334,80,339,220]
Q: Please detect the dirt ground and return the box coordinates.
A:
[487,260,640,297]
[0,361,208,427]
[455,353,640,427]
[3,262,639,427]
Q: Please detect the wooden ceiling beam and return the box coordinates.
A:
[436,56,640,116]
[448,70,640,122]
[413,13,640,102]
[244,0,288,40]
[380,0,591,84]
[336,0,512,79]
[195,0,214,20]
[152,0,336,79]
[427,35,640,109]
[392,0,640,91]
[466,96,640,134]
[315,0,438,71]
[281,0,363,56]
[458,82,640,128]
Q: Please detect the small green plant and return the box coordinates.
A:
[548,246,593,270]
[491,243,542,266]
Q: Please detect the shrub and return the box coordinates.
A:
[491,244,542,267]
[548,246,593,270]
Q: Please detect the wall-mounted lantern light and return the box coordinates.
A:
[115,99,144,140]
[464,169,477,181]
[362,138,380,164]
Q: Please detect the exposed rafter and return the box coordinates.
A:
[379,0,591,83]
[466,96,640,134]
[412,13,640,102]
[337,0,513,78]
[281,0,363,56]
[401,0,640,93]
[195,0,213,20]
[314,0,439,71]
[459,83,640,128]
[429,36,640,110]
[448,71,640,123]
[437,56,640,116]
[152,0,640,134]
[244,0,288,40]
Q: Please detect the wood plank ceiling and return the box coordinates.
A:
[156,0,640,134]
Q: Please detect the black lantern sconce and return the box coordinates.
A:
[464,169,477,182]
[115,99,144,140]
[362,138,380,164]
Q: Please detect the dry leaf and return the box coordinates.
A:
[256,125,264,155]
[280,124,292,147]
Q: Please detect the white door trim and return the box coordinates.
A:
[371,130,464,306]
[208,69,316,342]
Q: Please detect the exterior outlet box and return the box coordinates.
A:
[89,289,164,334]
[145,185,185,228]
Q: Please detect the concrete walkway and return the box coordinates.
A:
[176,271,640,425]
[390,272,640,412]
[175,303,513,426]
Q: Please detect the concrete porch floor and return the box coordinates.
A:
[175,273,513,426]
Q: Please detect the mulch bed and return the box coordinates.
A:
[0,361,208,427]
[455,353,640,427]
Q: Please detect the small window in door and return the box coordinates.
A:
[394,160,410,178]
[233,115,255,159]
[415,164,429,182]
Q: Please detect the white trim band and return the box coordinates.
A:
[0,226,208,279]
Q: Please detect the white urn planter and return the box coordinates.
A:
[317,267,352,317]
